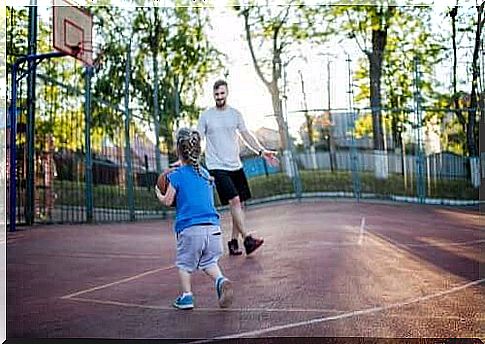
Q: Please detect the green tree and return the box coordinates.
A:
[131,3,223,155]
[234,1,329,151]
[439,3,483,157]
[328,3,398,154]
[352,6,443,153]
[6,7,28,65]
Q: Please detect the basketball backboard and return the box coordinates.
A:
[53,0,93,66]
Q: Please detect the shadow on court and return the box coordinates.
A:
[6,199,485,341]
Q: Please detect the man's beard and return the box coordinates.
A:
[216,99,226,108]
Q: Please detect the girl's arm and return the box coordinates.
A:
[155,184,176,207]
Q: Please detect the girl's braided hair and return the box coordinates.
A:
[176,128,213,183]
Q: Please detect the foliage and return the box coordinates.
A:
[6,6,28,64]
[130,4,223,151]
[352,6,444,149]
[234,1,331,150]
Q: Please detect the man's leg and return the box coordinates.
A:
[227,197,244,255]
[229,196,264,255]
[209,170,244,256]
[229,196,247,238]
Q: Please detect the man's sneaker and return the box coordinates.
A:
[172,293,194,310]
[244,235,264,255]
[215,277,234,308]
[228,239,243,256]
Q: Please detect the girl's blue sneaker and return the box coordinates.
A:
[215,277,233,308]
[172,294,194,310]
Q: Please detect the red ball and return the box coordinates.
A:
[156,167,176,195]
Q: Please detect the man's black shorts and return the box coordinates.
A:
[209,168,252,205]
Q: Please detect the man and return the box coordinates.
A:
[197,79,279,256]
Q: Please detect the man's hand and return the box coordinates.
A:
[262,150,279,167]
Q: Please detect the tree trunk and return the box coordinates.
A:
[369,27,388,179]
[269,81,288,150]
[369,29,386,152]
[450,6,468,141]
[467,3,483,158]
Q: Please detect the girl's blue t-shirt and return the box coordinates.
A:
[167,165,220,233]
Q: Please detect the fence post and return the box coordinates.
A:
[347,54,361,200]
[25,3,38,225]
[124,39,135,221]
[413,57,426,203]
[282,65,302,199]
[152,54,162,174]
[84,66,94,222]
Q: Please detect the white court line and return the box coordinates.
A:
[191,278,485,342]
[358,216,366,245]
[65,296,345,314]
[60,265,175,299]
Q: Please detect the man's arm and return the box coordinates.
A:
[196,112,207,153]
[239,130,279,167]
[196,112,206,141]
[239,130,266,155]
[235,109,279,166]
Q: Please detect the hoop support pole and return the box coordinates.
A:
[9,51,67,232]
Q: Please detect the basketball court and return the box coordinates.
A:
[5,1,484,343]
[6,199,484,340]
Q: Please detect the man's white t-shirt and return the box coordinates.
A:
[197,106,248,171]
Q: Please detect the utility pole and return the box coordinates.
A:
[326,58,337,172]
[298,70,313,147]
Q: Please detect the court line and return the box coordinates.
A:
[60,265,176,299]
[358,216,366,245]
[193,278,485,341]
[64,296,345,314]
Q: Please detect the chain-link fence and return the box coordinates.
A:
[7,67,480,229]
[7,62,171,226]
[272,106,480,206]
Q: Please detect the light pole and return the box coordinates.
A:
[319,52,338,172]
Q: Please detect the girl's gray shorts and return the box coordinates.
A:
[175,224,223,272]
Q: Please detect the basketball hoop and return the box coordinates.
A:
[66,42,82,56]
[53,0,93,66]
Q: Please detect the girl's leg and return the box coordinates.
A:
[203,264,233,308]
[203,264,223,282]
[173,269,194,309]
[178,269,192,293]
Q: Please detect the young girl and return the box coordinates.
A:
[155,128,233,310]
